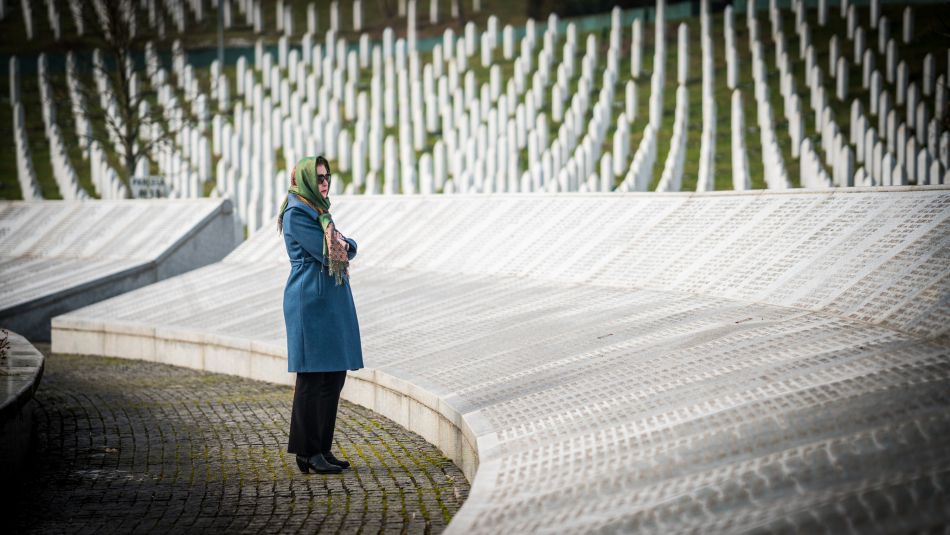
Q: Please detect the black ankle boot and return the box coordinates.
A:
[324,452,350,469]
[305,452,343,474]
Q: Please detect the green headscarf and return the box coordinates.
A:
[278,156,350,285]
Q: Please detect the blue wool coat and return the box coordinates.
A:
[282,194,364,372]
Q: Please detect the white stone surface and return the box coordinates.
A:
[2,199,241,340]
[51,189,950,532]
[0,329,44,479]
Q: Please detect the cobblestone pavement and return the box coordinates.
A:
[11,346,469,534]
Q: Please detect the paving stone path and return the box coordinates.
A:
[11,347,469,534]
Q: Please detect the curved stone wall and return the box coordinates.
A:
[0,330,44,482]
[0,199,241,340]
[52,188,950,531]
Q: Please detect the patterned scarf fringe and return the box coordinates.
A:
[294,194,349,286]
[324,221,350,286]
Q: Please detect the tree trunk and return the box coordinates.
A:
[378,0,396,18]
[453,0,466,24]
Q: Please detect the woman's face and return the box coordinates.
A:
[316,164,329,197]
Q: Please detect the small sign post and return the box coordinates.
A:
[131,175,169,198]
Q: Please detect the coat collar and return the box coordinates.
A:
[287,193,320,219]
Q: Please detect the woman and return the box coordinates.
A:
[278,155,363,475]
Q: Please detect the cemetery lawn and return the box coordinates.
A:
[0,90,19,199]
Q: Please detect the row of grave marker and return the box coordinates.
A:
[8,0,948,212]
[15,0,482,42]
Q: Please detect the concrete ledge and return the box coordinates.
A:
[51,322,481,482]
[0,199,241,341]
[48,190,950,531]
[0,330,44,485]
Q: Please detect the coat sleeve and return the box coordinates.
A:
[285,208,326,261]
[344,237,358,260]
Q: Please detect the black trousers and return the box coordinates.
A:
[287,371,347,457]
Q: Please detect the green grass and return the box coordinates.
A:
[20,75,61,199]
[0,86,20,199]
[49,73,98,197]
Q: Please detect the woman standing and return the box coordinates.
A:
[278,156,363,475]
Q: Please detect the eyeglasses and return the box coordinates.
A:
[316,174,332,185]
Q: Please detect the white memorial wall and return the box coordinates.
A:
[0,198,241,340]
[52,188,950,532]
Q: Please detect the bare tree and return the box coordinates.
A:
[452,0,467,23]
[377,0,398,19]
[53,0,198,197]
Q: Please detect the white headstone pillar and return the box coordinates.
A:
[625,81,637,123]
[853,27,865,65]
[847,6,857,40]
[922,53,935,97]
[9,56,19,104]
[940,131,950,169]
[883,39,898,83]
[503,25,514,60]
[896,61,908,105]
[677,23,688,86]
[836,57,848,101]
[870,71,881,114]
[862,50,875,89]
[828,36,839,74]
[915,102,930,145]
[878,17,889,55]
[906,82,919,129]
[905,137,917,182]
[917,148,932,185]
[307,3,318,33]
[902,7,914,44]
[253,0,263,33]
[927,117,939,157]
[383,135,398,193]
[936,79,947,125]
[631,18,643,78]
